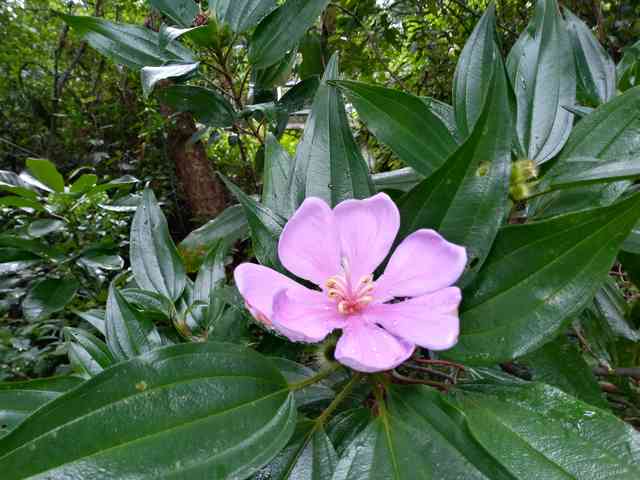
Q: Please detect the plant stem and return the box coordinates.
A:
[289,363,342,391]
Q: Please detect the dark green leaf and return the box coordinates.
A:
[27,219,65,238]
[64,327,115,377]
[256,47,298,89]
[372,167,423,193]
[593,278,640,342]
[150,0,198,27]
[617,40,640,92]
[299,31,324,79]
[422,97,461,142]
[25,158,64,193]
[22,278,79,321]
[289,54,374,208]
[270,358,335,408]
[0,343,297,479]
[156,85,236,127]
[506,0,575,163]
[75,309,106,336]
[0,196,44,211]
[543,156,640,190]
[447,192,640,364]
[130,189,186,302]
[0,171,38,199]
[263,133,294,218]
[334,80,457,177]
[249,0,330,69]
[211,0,277,33]
[141,62,199,98]
[326,408,371,456]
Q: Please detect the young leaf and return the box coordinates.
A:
[155,85,236,127]
[249,0,330,69]
[0,343,297,479]
[452,3,499,139]
[210,0,278,33]
[22,278,79,322]
[149,0,198,28]
[333,81,457,178]
[262,133,294,218]
[447,191,640,364]
[288,54,375,208]
[25,158,64,193]
[130,189,186,302]
[506,0,575,163]
[64,327,115,378]
[399,54,513,285]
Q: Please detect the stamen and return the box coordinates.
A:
[338,301,351,314]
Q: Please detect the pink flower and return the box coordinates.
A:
[234,193,467,373]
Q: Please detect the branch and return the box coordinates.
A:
[594,367,640,380]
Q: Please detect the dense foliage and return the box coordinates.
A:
[2,0,640,478]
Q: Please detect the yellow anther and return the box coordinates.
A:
[327,289,341,300]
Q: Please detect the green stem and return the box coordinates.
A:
[313,372,362,427]
[289,363,342,391]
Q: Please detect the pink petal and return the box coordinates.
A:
[365,287,461,350]
[278,197,341,286]
[374,229,467,300]
[333,193,400,281]
[234,263,307,325]
[271,290,346,343]
[334,316,414,372]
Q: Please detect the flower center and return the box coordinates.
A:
[325,272,374,315]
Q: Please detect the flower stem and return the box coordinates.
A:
[289,363,342,391]
[313,373,362,427]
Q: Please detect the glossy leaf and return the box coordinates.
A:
[262,133,294,218]
[289,54,374,208]
[447,191,640,364]
[506,0,575,163]
[60,14,195,70]
[25,158,64,193]
[565,7,615,105]
[249,0,330,69]
[22,277,79,321]
[130,189,186,302]
[372,167,422,193]
[422,97,461,142]
[0,170,38,199]
[326,408,371,456]
[0,377,84,439]
[0,343,297,479]
[141,62,199,98]
[399,54,513,285]
[455,383,640,479]
[211,0,277,33]
[150,0,198,27]
[593,277,640,342]
[270,358,335,408]
[75,309,106,335]
[617,40,640,92]
[452,4,498,138]
[64,327,115,377]
[544,156,640,190]
[156,85,236,127]
[27,219,65,238]
[334,80,457,177]
[0,196,44,211]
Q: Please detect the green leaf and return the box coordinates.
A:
[422,97,461,142]
[622,221,640,254]
[141,62,199,98]
[0,377,84,439]
[26,219,65,238]
[130,189,186,302]
[506,0,575,163]
[531,86,640,218]
[256,47,298,89]
[0,343,297,479]
[0,170,38,199]
[334,80,457,178]
[69,173,98,193]
[194,242,227,303]
[452,3,498,139]
[617,40,640,92]
[64,327,115,377]
[221,175,285,269]
[105,285,163,362]
[263,133,294,218]
[257,420,338,480]
[446,191,640,364]
[150,0,198,27]
[289,54,374,208]
[332,385,514,480]
[25,158,64,193]
[77,251,125,271]
[120,289,174,319]
[75,309,106,336]
[371,167,423,193]
[520,335,607,408]
[178,204,248,272]
[593,278,640,342]
[399,54,513,285]
[544,156,640,190]
[326,408,371,456]
[156,85,236,127]
[299,31,324,79]
[454,383,640,479]
[249,0,330,69]
[22,278,79,321]
[60,14,195,70]
[270,358,335,408]
[0,196,44,211]
[211,0,278,33]
[564,7,615,105]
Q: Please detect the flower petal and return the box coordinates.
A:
[333,193,400,281]
[278,197,341,286]
[271,290,346,343]
[234,263,307,324]
[334,316,414,372]
[374,229,467,300]
[365,287,461,350]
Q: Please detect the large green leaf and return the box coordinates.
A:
[262,133,294,218]
[506,0,575,163]
[249,0,330,69]
[64,327,115,378]
[447,191,640,364]
[0,170,38,199]
[141,62,200,98]
[0,377,84,439]
[25,158,64,193]
[156,85,236,127]
[150,0,198,27]
[452,4,498,139]
[22,277,79,321]
[454,383,640,479]
[531,86,640,218]
[0,343,297,479]
[178,204,248,272]
[130,189,186,302]
[543,156,640,190]
[105,285,163,362]
[288,54,374,208]
[60,14,195,70]
[331,386,514,480]
[211,0,278,33]
[399,54,513,285]
[334,80,457,178]
[564,7,615,105]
